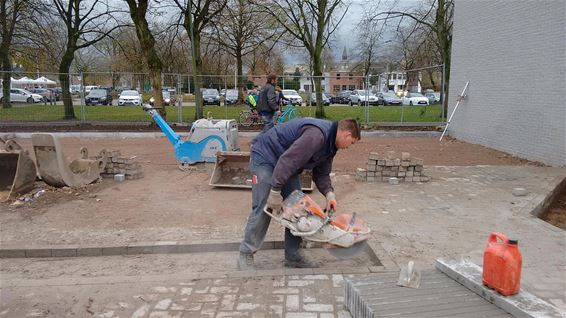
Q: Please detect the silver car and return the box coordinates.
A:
[0,88,43,103]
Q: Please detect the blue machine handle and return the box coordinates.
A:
[143,105,180,146]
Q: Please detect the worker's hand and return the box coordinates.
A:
[325,191,337,212]
[266,189,283,214]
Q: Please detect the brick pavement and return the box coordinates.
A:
[1,273,358,318]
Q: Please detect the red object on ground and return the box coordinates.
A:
[482,232,522,296]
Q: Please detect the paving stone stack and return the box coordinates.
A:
[98,150,144,180]
[355,151,430,183]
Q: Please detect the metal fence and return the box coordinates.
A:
[0,66,445,125]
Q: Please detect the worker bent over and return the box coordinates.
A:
[239,118,361,269]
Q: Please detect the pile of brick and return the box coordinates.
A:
[355,151,430,183]
[99,150,144,180]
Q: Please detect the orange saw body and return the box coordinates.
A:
[264,190,371,258]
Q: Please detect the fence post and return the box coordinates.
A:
[177,74,182,123]
[80,72,85,122]
[224,76,228,119]
[365,74,369,127]
[441,63,446,122]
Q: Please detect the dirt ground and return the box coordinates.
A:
[541,186,566,230]
[0,135,546,246]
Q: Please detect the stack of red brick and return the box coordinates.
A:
[355,151,430,183]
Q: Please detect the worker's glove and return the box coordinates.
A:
[266,189,283,214]
[325,191,337,212]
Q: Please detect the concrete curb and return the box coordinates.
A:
[6,131,442,139]
[0,240,389,270]
[435,258,563,318]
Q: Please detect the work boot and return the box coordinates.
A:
[284,256,320,268]
[238,252,255,271]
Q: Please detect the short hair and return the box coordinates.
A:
[338,119,361,140]
[267,74,277,83]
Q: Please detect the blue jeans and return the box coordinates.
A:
[261,114,274,132]
[239,154,303,260]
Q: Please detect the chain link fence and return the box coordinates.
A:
[0,66,445,125]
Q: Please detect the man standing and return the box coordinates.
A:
[257,74,279,131]
[239,118,361,269]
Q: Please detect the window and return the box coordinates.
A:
[304,84,311,91]
[349,73,353,80]
[336,73,341,78]
[334,85,340,92]
[392,74,397,80]
[342,85,347,91]
[349,85,356,90]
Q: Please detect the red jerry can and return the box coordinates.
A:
[482,232,522,296]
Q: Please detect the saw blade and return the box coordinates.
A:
[325,241,368,259]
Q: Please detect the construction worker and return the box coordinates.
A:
[256,74,278,131]
[239,118,361,270]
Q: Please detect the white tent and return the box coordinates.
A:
[9,76,57,88]
[36,76,57,86]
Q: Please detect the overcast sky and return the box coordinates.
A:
[285,0,420,64]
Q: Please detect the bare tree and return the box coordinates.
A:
[52,0,127,119]
[256,0,348,118]
[214,0,282,100]
[125,0,166,118]
[353,7,387,79]
[371,0,453,113]
[172,0,227,120]
[0,0,33,108]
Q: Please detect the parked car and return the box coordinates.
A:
[224,89,238,105]
[324,93,335,104]
[0,88,43,103]
[349,89,380,106]
[202,89,221,106]
[378,92,402,106]
[53,88,63,101]
[86,88,113,105]
[149,90,176,106]
[334,90,352,104]
[29,88,57,102]
[84,85,99,94]
[70,85,81,94]
[425,91,441,104]
[118,90,142,106]
[281,89,303,106]
[402,92,430,106]
[309,93,330,106]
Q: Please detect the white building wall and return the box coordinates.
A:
[448,0,566,166]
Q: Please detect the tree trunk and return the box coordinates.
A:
[127,0,165,119]
[312,53,325,118]
[1,50,11,108]
[191,33,204,120]
[58,49,76,120]
[236,50,243,102]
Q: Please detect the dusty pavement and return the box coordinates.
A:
[1,135,565,317]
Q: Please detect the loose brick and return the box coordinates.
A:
[377,160,385,165]
[367,164,377,172]
[368,152,380,160]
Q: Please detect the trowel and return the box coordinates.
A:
[397,260,421,288]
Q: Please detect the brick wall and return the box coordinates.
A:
[448,0,566,166]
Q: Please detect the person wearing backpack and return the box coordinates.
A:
[257,74,278,131]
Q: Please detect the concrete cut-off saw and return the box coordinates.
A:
[265,190,371,259]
